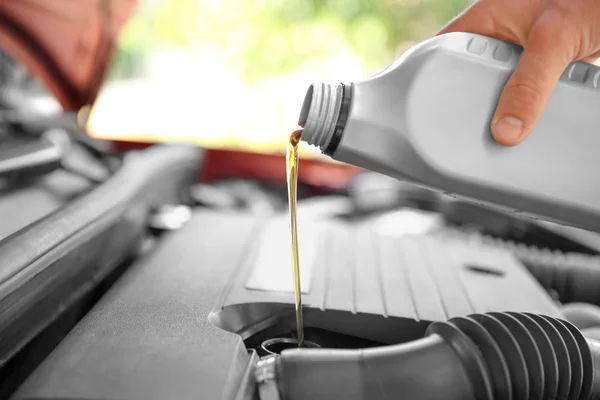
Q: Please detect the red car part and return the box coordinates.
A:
[0,0,136,111]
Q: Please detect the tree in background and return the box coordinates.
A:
[111,0,472,81]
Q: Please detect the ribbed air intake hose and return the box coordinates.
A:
[429,312,598,400]
[257,312,600,400]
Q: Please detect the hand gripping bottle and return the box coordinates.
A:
[298,32,600,232]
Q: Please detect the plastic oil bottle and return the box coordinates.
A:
[298,32,600,232]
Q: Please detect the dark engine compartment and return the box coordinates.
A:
[5,151,600,399]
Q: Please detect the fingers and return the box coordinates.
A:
[438,2,580,146]
[491,20,573,145]
[437,0,524,43]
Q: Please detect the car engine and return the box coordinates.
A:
[10,170,600,400]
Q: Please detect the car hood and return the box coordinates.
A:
[0,0,137,111]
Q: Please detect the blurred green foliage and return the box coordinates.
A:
[111,0,473,81]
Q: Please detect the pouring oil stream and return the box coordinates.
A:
[287,127,304,347]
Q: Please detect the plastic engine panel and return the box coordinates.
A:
[13,209,562,400]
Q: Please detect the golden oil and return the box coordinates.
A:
[286,127,304,347]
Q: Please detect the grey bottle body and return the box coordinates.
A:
[300,32,600,232]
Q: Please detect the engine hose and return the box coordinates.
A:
[256,312,600,400]
[436,229,600,306]
[562,303,600,331]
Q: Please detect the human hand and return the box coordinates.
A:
[438,0,600,146]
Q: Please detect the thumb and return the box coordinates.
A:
[491,24,572,146]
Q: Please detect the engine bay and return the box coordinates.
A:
[8,165,600,400]
[2,52,600,399]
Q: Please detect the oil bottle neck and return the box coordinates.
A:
[298,82,352,155]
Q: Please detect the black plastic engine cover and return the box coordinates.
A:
[13,209,561,400]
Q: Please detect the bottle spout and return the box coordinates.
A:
[298,82,351,155]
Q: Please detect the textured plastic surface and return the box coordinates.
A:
[14,209,561,400]
[317,33,600,232]
[0,144,199,368]
[211,215,561,345]
[13,211,261,400]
